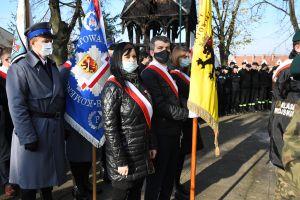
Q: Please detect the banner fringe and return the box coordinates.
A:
[187,101,220,157]
[64,113,105,148]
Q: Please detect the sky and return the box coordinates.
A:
[0,0,298,56]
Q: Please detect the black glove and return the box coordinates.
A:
[24,140,39,152]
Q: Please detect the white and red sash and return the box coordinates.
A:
[0,66,8,79]
[272,59,292,82]
[146,62,179,98]
[107,76,153,128]
[170,69,190,85]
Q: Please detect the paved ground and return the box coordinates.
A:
[1,111,276,200]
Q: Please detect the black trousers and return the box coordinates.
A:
[224,88,232,112]
[0,160,9,186]
[251,87,259,105]
[145,133,180,200]
[0,119,10,186]
[20,187,52,200]
[69,161,91,194]
[259,86,268,103]
[240,88,250,106]
[111,179,144,200]
[231,88,240,109]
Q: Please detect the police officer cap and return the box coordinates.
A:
[25,22,53,40]
[293,30,300,42]
[290,55,300,80]
[246,64,252,68]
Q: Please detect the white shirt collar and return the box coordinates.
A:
[150,60,168,71]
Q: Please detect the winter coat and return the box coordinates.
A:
[6,51,66,189]
[101,74,155,183]
[141,61,188,138]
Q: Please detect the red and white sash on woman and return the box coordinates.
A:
[107,76,153,128]
[170,69,190,85]
[0,66,8,79]
[146,61,179,98]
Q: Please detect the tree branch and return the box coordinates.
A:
[67,0,82,34]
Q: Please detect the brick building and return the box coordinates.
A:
[230,54,289,67]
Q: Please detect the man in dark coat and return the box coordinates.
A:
[0,48,17,197]
[6,22,66,200]
[141,36,190,200]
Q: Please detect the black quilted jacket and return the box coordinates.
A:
[101,78,155,182]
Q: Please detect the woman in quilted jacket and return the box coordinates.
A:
[101,42,157,200]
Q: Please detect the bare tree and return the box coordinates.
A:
[252,0,299,32]
[10,0,120,64]
[212,0,244,65]
[49,0,82,65]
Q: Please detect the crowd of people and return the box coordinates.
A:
[1,20,300,200]
[0,22,202,200]
[215,61,276,116]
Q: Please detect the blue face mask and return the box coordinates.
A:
[180,58,191,68]
[122,61,138,73]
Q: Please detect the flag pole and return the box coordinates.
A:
[25,0,30,47]
[92,146,97,200]
[190,118,198,200]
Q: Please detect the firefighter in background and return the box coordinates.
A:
[239,62,252,112]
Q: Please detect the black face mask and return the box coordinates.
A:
[154,50,170,64]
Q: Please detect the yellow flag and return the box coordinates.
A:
[187,0,220,156]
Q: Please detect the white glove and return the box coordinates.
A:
[188,110,198,118]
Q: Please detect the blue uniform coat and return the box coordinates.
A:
[6,51,67,189]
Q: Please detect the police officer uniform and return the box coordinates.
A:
[231,65,241,113]
[6,22,66,199]
[239,64,252,112]
[250,62,260,111]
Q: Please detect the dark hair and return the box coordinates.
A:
[108,43,117,51]
[0,47,12,58]
[171,46,189,67]
[110,42,137,87]
[149,36,170,50]
[139,51,150,62]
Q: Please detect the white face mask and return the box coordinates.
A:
[122,60,138,73]
[40,42,53,57]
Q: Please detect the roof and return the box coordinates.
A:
[0,27,13,48]
[231,54,289,67]
[121,0,194,18]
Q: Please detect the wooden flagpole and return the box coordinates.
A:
[190,118,198,200]
[92,146,97,200]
